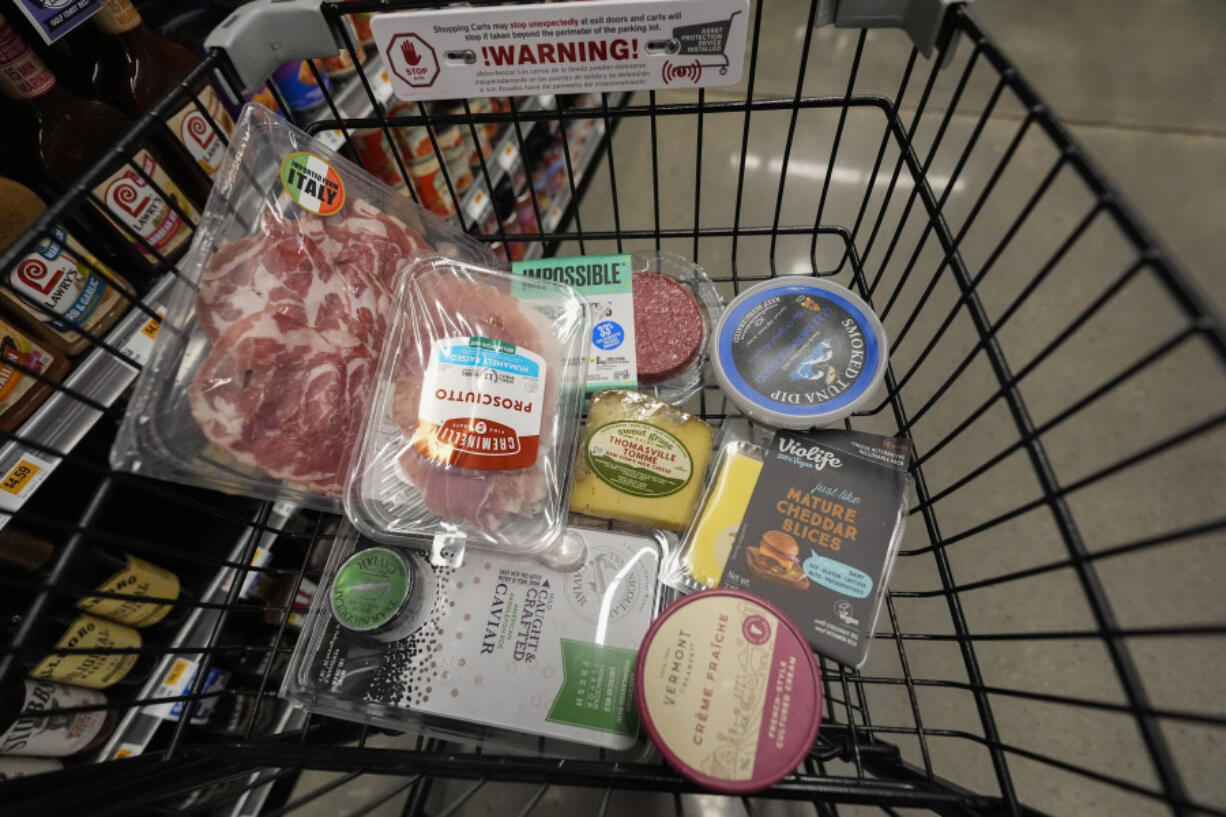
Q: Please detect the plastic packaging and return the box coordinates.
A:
[662,439,765,592]
[636,589,822,793]
[717,429,910,667]
[111,104,495,511]
[712,276,888,429]
[628,252,722,405]
[282,521,669,755]
[344,255,588,562]
[569,390,714,532]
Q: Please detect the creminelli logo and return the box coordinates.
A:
[777,436,842,470]
[280,152,345,216]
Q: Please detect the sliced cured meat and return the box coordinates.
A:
[188,199,431,497]
[195,204,426,351]
[188,311,374,495]
[633,270,704,384]
[388,270,554,531]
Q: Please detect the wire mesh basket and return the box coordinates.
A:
[1,2,1224,816]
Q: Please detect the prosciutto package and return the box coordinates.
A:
[113,105,494,509]
[345,256,588,562]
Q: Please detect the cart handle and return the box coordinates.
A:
[817,0,973,58]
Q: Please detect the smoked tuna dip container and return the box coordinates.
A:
[712,277,888,429]
[635,589,822,794]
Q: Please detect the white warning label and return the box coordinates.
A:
[371,0,748,102]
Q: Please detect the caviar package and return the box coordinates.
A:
[718,429,910,667]
[112,104,494,511]
[282,522,669,754]
[570,390,714,532]
[344,255,588,562]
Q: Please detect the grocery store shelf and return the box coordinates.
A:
[97,501,297,763]
[0,276,175,529]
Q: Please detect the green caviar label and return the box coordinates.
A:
[586,421,693,498]
[280,152,345,216]
[546,639,638,736]
[331,548,409,632]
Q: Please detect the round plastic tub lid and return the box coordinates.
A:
[711,277,888,429]
[635,589,822,794]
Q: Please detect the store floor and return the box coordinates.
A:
[286,2,1225,815]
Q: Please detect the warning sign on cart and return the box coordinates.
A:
[371,0,748,102]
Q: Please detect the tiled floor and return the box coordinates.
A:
[286,2,1225,815]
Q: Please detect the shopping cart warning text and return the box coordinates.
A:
[373,0,748,102]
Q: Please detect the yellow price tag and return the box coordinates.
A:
[1,460,41,496]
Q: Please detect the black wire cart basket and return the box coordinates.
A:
[2,1,1224,816]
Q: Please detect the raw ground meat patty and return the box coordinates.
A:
[633,270,704,384]
[388,271,554,531]
[188,199,428,496]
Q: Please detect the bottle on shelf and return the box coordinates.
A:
[0,679,117,758]
[0,528,189,631]
[3,602,157,691]
[270,59,333,117]
[0,316,70,433]
[0,12,201,280]
[88,0,234,196]
[0,178,137,356]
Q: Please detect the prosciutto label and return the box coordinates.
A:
[411,336,545,471]
[280,152,346,216]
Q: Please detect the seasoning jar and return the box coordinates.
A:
[351,128,408,194]
[409,155,456,218]
[330,547,424,643]
[515,189,540,235]
[467,97,498,153]
[0,317,70,432]
[437,126,474,194]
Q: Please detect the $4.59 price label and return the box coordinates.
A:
[0,453,56,519]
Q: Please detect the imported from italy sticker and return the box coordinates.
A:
[372,0,748,102]
[280,152,346,216]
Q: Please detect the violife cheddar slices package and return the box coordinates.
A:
[111,105,494,512]
[344,255,589,566]
[718,429,911,667]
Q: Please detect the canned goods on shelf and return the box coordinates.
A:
[351,128,408,194]
[409,154,457,218]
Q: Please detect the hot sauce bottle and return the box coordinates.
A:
[0,12,200,279]
[89,0,234,194]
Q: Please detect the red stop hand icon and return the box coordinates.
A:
[387,33,438,88]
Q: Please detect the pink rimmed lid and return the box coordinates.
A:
[634,589,822,794]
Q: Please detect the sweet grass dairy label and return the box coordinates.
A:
[280,152,345,216]
[372,0,748,102]
[513,254,637,391]
[719,430,909,667]
[412,336,546,471]
[586,420,692,498]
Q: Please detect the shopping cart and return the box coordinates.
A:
[2,1,1224,816]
